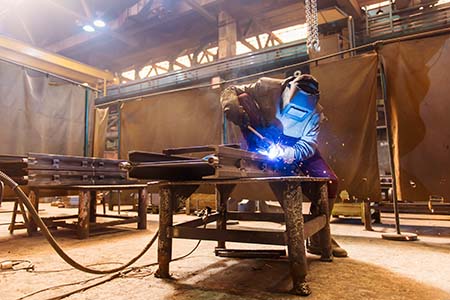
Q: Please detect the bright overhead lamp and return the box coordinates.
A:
[93,19,106,28]
[83,24,95,32]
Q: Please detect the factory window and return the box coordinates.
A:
[121,23,309,80]
[198,46,218,64]
[155,61,170,74]
[121,70,136,81]
[139,66,152,79]
[175,54,192,70]
[272,24,307,43]
[236,41,252,55]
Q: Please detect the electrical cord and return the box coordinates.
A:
[0,171,211,300]
[0,170,159,275]
[32,262,125,274]
[18,208,211,300]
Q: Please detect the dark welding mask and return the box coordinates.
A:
[280,75,319,122]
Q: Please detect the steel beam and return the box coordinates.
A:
[47,0,219,53]
[183,0,217,23]
[0,35,114,85]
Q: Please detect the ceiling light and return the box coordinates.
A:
[93,19,106,28]
[83,24,95,32]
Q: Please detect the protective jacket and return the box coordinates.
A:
[220,77,323,162]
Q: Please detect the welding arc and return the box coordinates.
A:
[0,170,158,275]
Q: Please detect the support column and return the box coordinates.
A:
[218,11,237,60]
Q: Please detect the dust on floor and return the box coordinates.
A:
[0,202,449,300]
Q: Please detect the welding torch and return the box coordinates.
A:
[247,125,274,149]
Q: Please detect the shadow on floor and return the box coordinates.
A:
[164,256,450,300]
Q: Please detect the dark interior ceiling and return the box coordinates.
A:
[0,0,370,74]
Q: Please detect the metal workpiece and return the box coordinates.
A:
[0,153,132,187]
[129,144,296,181]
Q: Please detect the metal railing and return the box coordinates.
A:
[359,2,450,42]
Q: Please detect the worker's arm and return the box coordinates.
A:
[220,78,283,126]
[291,112,320,161]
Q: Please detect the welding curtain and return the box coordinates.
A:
[119,88,222,157]
[310,53,380,202]
[0,60,89,156]
[380,34,450,202]
[93,107,109,157]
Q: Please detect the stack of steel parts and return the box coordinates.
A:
[0,153,131,187]
[128,144,293,180]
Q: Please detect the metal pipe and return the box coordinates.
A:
[84,89,90,157]
[347,16,355,56]
[379,62,401,235]
[0,57,100,92]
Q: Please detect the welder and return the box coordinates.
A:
[220,74,347,258]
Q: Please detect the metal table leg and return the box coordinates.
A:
[27,189,39,235]
[283,182,311,296]
[216,184,235,249]
[156,186,173,278]
[317,183,332,262]
[156,185,199,279]
[78,191,90,239]
[89,191,97,224]
[270,181,310,296]
[138,187,148,229]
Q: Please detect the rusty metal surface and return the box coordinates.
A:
[0,153,132,186]
[155,176,330,297]
[129,145,296,181]
[149,176,328,186]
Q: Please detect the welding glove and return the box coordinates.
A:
[224,105,250,127]
[279,145,296,164]
[266,144,296,163]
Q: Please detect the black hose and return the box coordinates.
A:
[0,170,158,274]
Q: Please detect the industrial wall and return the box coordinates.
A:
[0,60,92,156]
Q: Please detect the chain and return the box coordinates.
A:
[305,0,320,53]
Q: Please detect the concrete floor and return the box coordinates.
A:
[0,202,449,300]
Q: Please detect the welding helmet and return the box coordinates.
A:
[279,74,319,122]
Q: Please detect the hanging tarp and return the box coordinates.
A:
[380,33,450,202]
[93,107,109,158]
[311,53,381,202]
[0,60,88,156]
[119,88,222,158]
